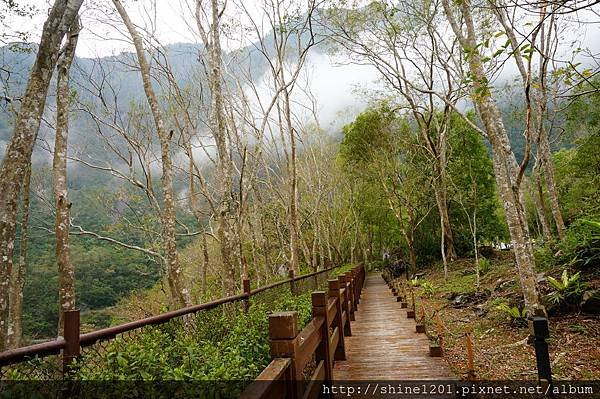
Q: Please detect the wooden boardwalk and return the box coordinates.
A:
[333,273,454,380]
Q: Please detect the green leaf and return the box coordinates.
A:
[547,276,563,290]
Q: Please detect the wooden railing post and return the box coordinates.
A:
[352,267,361,306]
[288,269,296,295]
[359,266,365,291]
[328,279,346,361]
[243,277,251,312]
[354,268,360,307]
[62,309,80,373]
[269,311,299,399]
[338,275,352,336]
[359,265,366,294]
[345,272,356,321]
[312,292,333,385]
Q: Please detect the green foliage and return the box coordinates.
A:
[534,245,555,271]
[568,324,587,334]
[560,219,600,271]
[340,106,397,167]
[440,273,477,295]
[339,105,412,254]
[18,172,162,338]
[339,106,505,270]
[546,269,587,306]
[553,134,600,223]
[420,281,436,297]
[73,292,315,388]
[477,257,491,275]
[534,87,600,277]
[538,218,600,274]
[495,303,527,327]
[448,112,508,254]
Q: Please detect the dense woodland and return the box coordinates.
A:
[0,0,599,381]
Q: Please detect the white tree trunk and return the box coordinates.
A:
[6,165,31,349]
[112,0,191,307]
[539,128,565,238]
[442,0,543,315]
[54,20,79,337]
[0,0,83,351]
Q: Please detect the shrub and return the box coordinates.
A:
[546,269,587,308]
[73,291,316,391]
[370,260,385,271]
[556,218,600,271]
[477,257,491,275]
[534,245,555,271]
[420,281,436,297]
[495,303,528,327]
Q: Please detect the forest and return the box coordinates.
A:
[0,0,599,391]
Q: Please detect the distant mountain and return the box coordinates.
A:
[0,22,329,156]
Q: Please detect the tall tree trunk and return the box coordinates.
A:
[0,0,83,351]
[493,1,564,241]
[195,0,237,296]
[284,88,301,276]
[406,232,417,278]
[7,165,31,349]
[532,155,552,241]
[54,20,79,337]
[202,232,210,296]
[112,0,191,308]
[435,185,452,279]
[437,189,456,260]
[211,20,236,297]
[435,123,456,262]
[442,0,543,316]
[539,128,565,238]
[260,218,271,283]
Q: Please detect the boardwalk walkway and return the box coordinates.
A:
[333,273,454,380]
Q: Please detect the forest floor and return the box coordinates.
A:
[411,252,600,380]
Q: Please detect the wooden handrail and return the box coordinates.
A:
[240,358,292,399]
[0,338,66,367]
[1,265,341,373]
[241,265,366,399]
[80,293,248,346]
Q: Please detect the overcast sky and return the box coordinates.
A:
[4,0,598,58]
[2,0,599,131]
[2,0,278,58]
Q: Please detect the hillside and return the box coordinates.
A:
[402,254,600,380]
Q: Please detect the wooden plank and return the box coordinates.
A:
[241,358,290,399]
[296,317,324,372]
[255,358,291,381]
[333,274,456,381]
[329,327,339,364]
[327,297,337,326]
[302,360,325,399]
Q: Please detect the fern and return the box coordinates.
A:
[496,303,527,327]
[546,269,587,307]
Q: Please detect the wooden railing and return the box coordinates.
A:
[0,264,342,379]
[241,265,365,399]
